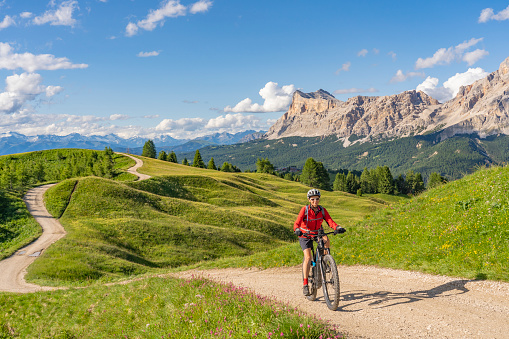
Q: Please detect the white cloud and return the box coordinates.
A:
[0,73,64,113]
[416,67,489,103]
[137,51,160,57]
[33,0,79,27]
[20,12,33,19]
[224,81,296,113]
[125,0,187,36]
[155,117,205,131]
[190,0,213,14]
[45,85,63,97]
[462,49,489,66]
[415,38,485,69]
[390,70,425,83]
[0,42,88,72]
[205,113,259,129]
[357,49,368,57]
[333,88,379,95]
[388,51,397,61]
[373,48,379,55]
[109,114,130,121]
[478,5,509,23]
[0,15,15,29]
[335,61,351,75]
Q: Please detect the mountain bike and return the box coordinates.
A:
[303,228,340,311]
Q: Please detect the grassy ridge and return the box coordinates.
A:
[29,157,382,286]
[202,165,509,281]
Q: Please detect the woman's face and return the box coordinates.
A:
[308,195,320,208]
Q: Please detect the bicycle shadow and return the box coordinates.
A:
[331,279,470,312]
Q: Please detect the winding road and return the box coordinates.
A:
[0,153,150,293]
[2,154,509,337]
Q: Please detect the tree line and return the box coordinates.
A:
[143,139,448,195]
[0,148,118,192]
[142,140,241,172]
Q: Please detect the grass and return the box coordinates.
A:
[27,156,383,287]
[0,190,41,260]
[0,275,341,338]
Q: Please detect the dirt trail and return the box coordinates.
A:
[0,155,150,293]
[177,266,509,338]
[0,184,65,293]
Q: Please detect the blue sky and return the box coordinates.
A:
[1,0,508,139]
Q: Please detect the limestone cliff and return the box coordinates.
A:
[265,57,509,145]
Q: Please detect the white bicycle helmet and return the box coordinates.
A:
[307,188,321,198]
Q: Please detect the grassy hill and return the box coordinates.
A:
[1,150,508,337]
[177,133,509,180]
[26,157,382,287]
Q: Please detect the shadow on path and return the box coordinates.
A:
[337,279,470,312]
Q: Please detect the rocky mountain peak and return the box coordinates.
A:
[265,56,509,144]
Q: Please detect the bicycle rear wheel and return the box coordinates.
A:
[321,254,340,310]
[306,265,318,301]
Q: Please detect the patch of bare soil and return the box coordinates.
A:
[177,266,509,338]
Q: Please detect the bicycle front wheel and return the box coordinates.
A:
[321,254,340,310]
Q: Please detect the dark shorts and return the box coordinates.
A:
[299,237,314,251]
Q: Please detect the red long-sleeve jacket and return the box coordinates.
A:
[293,205,338,237]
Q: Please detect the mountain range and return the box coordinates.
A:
[0,130,264,156]
[266,56,509,145]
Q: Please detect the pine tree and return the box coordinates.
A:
[405,170,416,194]
[192,150,206,168]
[220,162,233,172]
[427,172,447,189]
[207,157,217,170]
[300,157,330,190]
[378,166,394,194]
[142,140,156,158]
[158,151,168,161]
[346,171,359,194]
[360,167,372,194]
[182,158,189,166]
[255,157,275,174]
[333,172,347,192]
[168,151,178,163]
[413,172,425,194]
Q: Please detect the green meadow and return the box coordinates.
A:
[1,150,508,338]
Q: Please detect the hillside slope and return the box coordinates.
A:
[26,158,382,286]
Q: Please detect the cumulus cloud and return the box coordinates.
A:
[463,49,489,66]
[388,51,397,61]
[137,51,160,57]
[0,15,15,29]
[390,70,425,83]
[333,88,378,94]
[126,0,212,37]
[224,81,296,113]
[357,49,368,57]
[478,5,509,23]
[155,117,205,131]
[20,12,34,19]
[0,73,64,113]
[205,113,260,129]
[190,0,213,14]
[416,67,489,103]
[335,61,351,75]
[109,114,130,121]
[0,42,88,72]
[415,38,487,69]
[33,0,79,27]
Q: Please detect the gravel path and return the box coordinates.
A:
[0,155,150,293]
[0,184,65,293]
[177,266,509,338]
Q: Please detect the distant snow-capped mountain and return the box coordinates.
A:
[0,130,265,156]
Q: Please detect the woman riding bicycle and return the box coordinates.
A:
[294,188,346,296]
